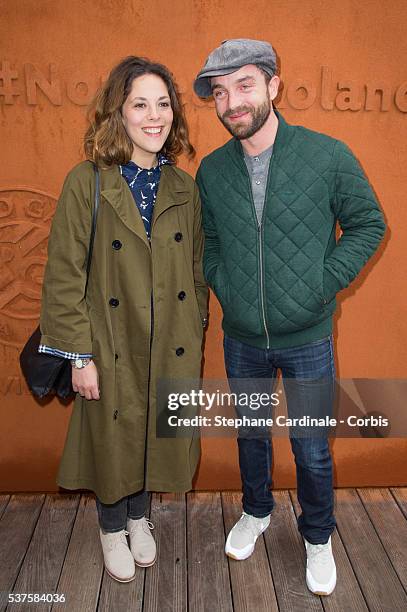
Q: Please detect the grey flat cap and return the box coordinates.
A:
[194,38,277,98]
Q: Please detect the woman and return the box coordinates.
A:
[39,57,208,582]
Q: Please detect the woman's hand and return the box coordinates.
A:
[72,361,100,400]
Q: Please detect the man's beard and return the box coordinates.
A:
[218,95,271,140]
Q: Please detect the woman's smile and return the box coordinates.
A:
[121,73,174,167]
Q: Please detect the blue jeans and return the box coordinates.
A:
[224,334,336,544]
[96,490,149,533]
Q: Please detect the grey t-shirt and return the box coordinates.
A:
[243,144,274,225]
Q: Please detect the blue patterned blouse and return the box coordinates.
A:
[120,154,171,239]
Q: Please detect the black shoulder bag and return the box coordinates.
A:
[19,165,100,399]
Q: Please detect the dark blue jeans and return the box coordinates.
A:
[96,490,149,533]
[224,334,336,544]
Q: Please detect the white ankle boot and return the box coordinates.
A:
[99,529,136,582]
[127,517,157,567]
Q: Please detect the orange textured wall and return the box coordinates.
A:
[1,0,406,493]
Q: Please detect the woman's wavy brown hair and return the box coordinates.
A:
[84,56,195,167]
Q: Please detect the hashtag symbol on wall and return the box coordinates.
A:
[0,61,20,104]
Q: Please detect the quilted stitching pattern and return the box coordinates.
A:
[198,114,385,344]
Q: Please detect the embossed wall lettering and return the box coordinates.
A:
[0,61,406,112]
[0,189,55,322]
[25,63,62,106]
[278,67,407,112]
[0,189,56,394]
[0,60,19,104]
[0,61,103,107]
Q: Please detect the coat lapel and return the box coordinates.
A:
[100,165,150,248]
[152,165,189,229]
[100,164,188,244]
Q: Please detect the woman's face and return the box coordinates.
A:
[121,73,174,166]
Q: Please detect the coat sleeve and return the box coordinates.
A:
[196,164,220,288]
[40,165,93,354]
[192,181,209,322]
[323,141,387,303]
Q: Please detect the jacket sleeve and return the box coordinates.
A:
[196,165,220,288]
[323,141,386,303]
[40,166,93,354]
[192,181,209,322]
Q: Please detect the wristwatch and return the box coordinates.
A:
[71,358,92,369]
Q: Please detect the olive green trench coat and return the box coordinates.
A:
[40,161,208,503]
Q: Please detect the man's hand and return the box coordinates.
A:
[72,360,100,400]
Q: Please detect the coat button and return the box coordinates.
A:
[109,297,119,307]
[112,240,122,250]
[175,347,184,356]
[178,291,186,301]
[174,232,183,242]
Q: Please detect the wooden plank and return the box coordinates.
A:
[221,491,279,612]
[187,492,233,612]
[97,493,147,612]
[290,490,368,611]
[54,494,103,611]
[142,493,187,612]
[0,495,10,520]
[358,488,407,591]
[391,487,407,519]
[98,572,144,612]
[8,494,80,612]
[263,490,323,612]
[143,493,187,611]
[0,494,44,611]
[335,489,407,611]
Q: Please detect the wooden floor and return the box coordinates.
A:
[0,489,406,611]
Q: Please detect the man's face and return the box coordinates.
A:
[211,64,279,139]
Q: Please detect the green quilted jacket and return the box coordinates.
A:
[196,112,386,349]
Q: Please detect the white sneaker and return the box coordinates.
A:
[99,529,136,583]
[127,517,157,567]
[304,536,337,595]
[225,512,270,560]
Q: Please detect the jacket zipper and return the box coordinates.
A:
[258,223,270,350]
[243,163,271,350]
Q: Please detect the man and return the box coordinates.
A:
[194,39,386,596]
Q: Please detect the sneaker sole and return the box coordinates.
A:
[134,554,157,568]
[105,568,136,583]
[225,521,270,561]
[306,586,335,596]
[306,569,336,596]
[225,547,254,561]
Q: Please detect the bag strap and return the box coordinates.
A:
[84,164,100,295]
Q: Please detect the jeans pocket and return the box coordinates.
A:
[306,335,331,348]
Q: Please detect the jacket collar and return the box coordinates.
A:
[100,164,189,246]
[229,109,292,170]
